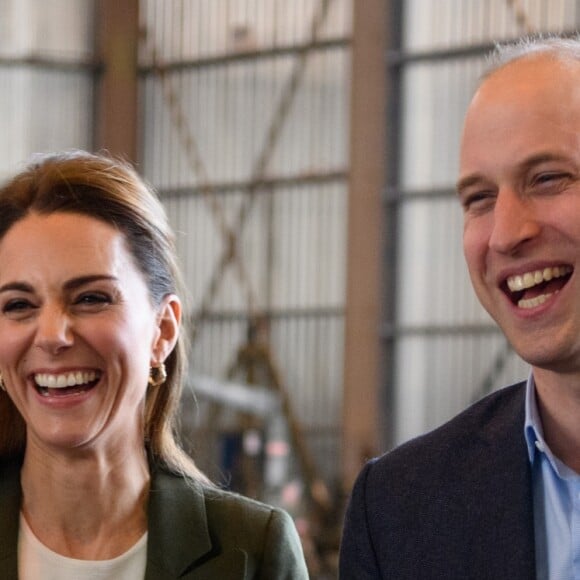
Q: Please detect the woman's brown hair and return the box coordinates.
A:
[0,150,209,484]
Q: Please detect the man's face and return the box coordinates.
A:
[458,55,580,373]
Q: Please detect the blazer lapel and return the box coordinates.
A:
[146,465,256,579]
[145,466,214,579]
[175,549,248,580]
[0,456,252,580]
[463,384,536,578]
[0,457,22,580]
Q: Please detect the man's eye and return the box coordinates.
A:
[461,191,494,212]
[535,173,559,183]
[532,172,570,188]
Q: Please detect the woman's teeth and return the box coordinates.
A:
[34,371,99,389]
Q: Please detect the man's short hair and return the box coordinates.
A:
[484,33,580,79]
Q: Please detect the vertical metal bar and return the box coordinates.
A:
[380,0,404,450]
[94,0,139,160]
[341,0,386,489]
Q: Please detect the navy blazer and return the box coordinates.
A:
[0,457,309,579]
[339,382,536,579]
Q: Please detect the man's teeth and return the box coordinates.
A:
[517,292,554,310]
[34,371,99,389]
[506,266,572,292]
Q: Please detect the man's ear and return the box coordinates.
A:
[151,294,182,364]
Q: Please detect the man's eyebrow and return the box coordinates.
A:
[455,174,484,195]
[456,153,572,194]
[518,152,571,171]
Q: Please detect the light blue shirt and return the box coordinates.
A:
[524,375,580,580]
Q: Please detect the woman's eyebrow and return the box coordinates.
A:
[0,282,33,294]
[0,276,118,295]
[63,275,118,292]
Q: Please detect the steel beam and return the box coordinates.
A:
[341,0,387,490]
[94,0,139,161]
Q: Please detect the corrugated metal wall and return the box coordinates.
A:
[0,0,94,177]
[7,3,580,571]
[138,0,352,488]
[387,0,580,445]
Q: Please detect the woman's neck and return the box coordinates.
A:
[20,441,150,560]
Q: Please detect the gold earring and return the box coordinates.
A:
[148,363,167,387]
[0,373,6,392]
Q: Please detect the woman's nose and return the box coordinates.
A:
[34,306,74,354]
[488,188,541,254]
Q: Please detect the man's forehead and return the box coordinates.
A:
[458,52,580,187]
[463,53,580,132]
[479,52,580,94]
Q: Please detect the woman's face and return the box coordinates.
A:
[0,212,180,456]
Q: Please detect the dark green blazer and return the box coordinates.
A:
[0,457,309,579]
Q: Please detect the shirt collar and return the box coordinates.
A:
[524,374,578,478]
[524,373,548,464]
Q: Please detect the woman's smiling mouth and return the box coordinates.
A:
[33,370,101,397]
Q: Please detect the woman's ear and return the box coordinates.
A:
[151,294,182,364]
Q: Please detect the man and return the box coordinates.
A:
[339,36,580,579]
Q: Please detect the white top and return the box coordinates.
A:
[18,513,148,580]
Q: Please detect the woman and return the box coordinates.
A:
[0,150,308,579]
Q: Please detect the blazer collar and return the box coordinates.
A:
[145,463,249,580]
[0,456,23,580]
[464,383,536,577]
[0,456,237,580]
[145,464,213,578]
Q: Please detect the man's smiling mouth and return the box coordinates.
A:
[504,265,572,309]
[33,370,101,397]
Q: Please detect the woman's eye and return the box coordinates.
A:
[75,293,111,307]
[2,299,34,316]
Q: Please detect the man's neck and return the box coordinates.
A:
[532,369,580,473]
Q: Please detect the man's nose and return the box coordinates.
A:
[489,188,541,254]
[34,305,74,354]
